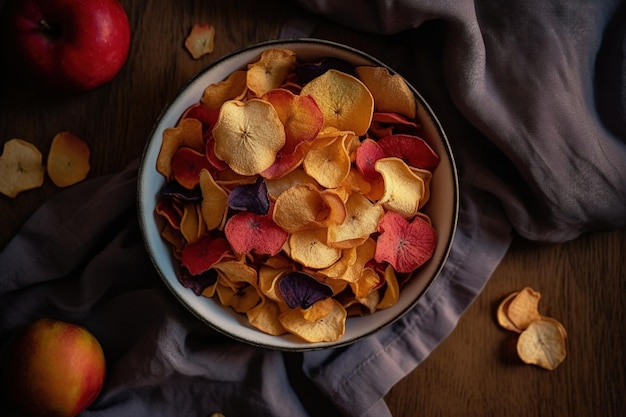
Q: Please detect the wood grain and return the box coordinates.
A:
[0,1,624,416]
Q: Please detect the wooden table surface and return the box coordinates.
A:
[1,1,624,416]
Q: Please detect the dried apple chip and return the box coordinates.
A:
[370,112,421,138]
[375,211,437,273]
[262,88,323,155]
[378,134,440,172]
[199,169,229,231]
[224,211,288,256]
[247,48,297,97]
[265,168,317,199]
[201,70,248,110]
[496,291,522,332]
[247,299,287,336]
[517,318,567,370]
[277,271,333,309]
[303,135,351,189]
[184,23,215,59]
[355,138,385,181]
[46,132,91,188]
[279,298,347,342]
[506,287,543,331]
[377,264,400,309]
[375,157,425,218]
[355,66,416,119]
[171,146,212,189]
[273,183,325,233]
[289,228,342,269]
[180,235,231,276]
[300,69,374,136]
[217,284,261,313]
[0,138,45,198]
[327,193,384,249]
[212,99,286,175]
[157,118,204,179]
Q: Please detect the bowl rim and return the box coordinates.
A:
[138,38,459,351]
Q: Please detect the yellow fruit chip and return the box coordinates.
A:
[46,131,91,188]
[517,318,567,370]
[496,291,522,332]
[288,228,342,269]
[157,118,204,179]
[0,138,45,198]
[327,193,384,249]
[199,169,229,230]
[303,134,351,189]
[506,286,543,331]
[247,48,297,97]
[355,66,417,119]
[184,23,215,59]
[247,299,287,336]
[375,157,425,218]
[272,183,325,233]
[300,69,374,136]
[279,299,347,342]
[212,99,286,175]
[201,70,248,110]
[377,264,400,309]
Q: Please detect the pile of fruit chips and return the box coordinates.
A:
[155,48,442,342]
[497,287,567,370]
[0,132,90,198]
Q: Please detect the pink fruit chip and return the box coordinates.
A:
[224,211,288,256]
[181,235,231,275]
[377,134,440,171]
[355,138,385,181]
[374,211,437,273]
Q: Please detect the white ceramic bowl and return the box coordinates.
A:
[138,39,459,351]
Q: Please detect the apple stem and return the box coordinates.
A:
[38,18,61,38]
[39,18,51,30]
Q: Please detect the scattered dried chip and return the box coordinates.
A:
[212,99,286,175]
[496,291,522,332]
[278,271,333,309]
[506,287,543,331]
[247,48,297,97]
[355,66,416,119]
[517,318,567,370]
[46,131,90,188]
[0,138,45,198]
[375,211,437,273]
[300,69,374,136]
[184,23,215,59]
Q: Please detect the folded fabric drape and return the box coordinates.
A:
[1,1,624,416]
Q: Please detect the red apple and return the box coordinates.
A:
[1,318,106,417]
[1,0,131,93]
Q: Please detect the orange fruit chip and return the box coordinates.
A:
[355,66,416,119]
[247,299,287,336]
[184,23,215,59]
[303,134,351,189]
[375,157,425,218]
[377,265,400,309]
[327,193,384,249]
[272,184,325,233]
[0,138,45,198]
[247,48,297,97]
[496,291,522,332]
[506,287,543,331]
[201,70,248,111]
[46,131,91,188]
[279,299,347,342]
[288,228,342,269]
[301,297,335,321]
[199,169,229,230]
[350,267,381,300]
[212,99,286,175]
[300,69,374,136]
[516,318,567,370]
[216,284,261,313]
[212,259,257,287]
[157,118,204,179]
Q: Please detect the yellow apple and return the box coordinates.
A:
[1,318,106,417]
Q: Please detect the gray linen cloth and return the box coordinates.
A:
[1,1,625,416]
